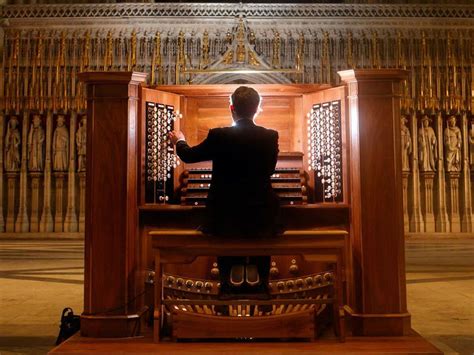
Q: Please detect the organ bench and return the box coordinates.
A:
[151,229,350,342]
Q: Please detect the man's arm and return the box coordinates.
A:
[170,129,216,164]
[268,130,279,175]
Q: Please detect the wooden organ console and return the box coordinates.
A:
[78,70,412,343]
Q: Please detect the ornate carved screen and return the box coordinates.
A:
[307,100,343,203]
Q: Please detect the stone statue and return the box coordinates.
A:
[418,115,437,172]
[4,116,21,172]
[400,116,412,171]
[76,116,87,172]
[28,114,45,172]
[444,115,462,172]
[469,118,474,167]
[52,115,69,172]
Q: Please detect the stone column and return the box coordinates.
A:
[471,171,474,215]
[5,173,18,232]
[54,172,66,232]
[434,113,450,232]
[64,112,78,232]
[78,171,86,233]
[420,172,436,232]
[408,113,424,232]
[460,113,473,232]
[29,172,42,232]
[402,171,409,233]
[15,111,29,232]
[446,172,461,232]
[40,111,53,232]
[0,113,5,231]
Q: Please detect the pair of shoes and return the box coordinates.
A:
[230,264,260,287]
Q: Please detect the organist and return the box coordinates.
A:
[169,86,281,302]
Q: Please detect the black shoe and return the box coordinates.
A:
[258,304,273,314]
[214,305,229,316]
[245,264,260,287]
[230,264,244,287]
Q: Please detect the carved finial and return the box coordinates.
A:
[201,30,210,69]
[371,30,380,69]
[128,30,137,71]
[81,30,90,72]
[347,30,354,68]
[272,30,280,68]
[151,31,162,85]
[105,30,113,71]
[236,17,246,63]
[296,31,305,72]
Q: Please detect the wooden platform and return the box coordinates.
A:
[50,330,442,354]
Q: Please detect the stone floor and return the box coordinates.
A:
[0,240,83,355]
[405,238,474,354]
[0,237,473,355]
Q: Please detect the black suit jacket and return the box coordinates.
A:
[176,119,280,236]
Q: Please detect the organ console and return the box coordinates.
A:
[78,70,413,345]
[180,152,308,206]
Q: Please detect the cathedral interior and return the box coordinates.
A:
[0,1,473,354]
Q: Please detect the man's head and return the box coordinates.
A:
[230,86,261,121]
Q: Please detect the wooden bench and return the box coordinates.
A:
[150,229,350,342]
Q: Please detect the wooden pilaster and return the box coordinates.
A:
[79,72,148,338]
[339,69,411,336]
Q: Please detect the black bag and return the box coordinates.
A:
[55,307,81,345]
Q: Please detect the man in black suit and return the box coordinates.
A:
[170,86,280,300]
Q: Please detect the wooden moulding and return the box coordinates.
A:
[351,313,412,337]
[80,307,148,338]
[171,309,315,340]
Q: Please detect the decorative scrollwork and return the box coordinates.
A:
[2,3,473,20]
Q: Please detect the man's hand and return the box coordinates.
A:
[169,131,185,145]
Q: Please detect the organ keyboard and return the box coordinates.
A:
[180,152,308,206]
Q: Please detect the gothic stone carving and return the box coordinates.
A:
[52,115,69,172]
[444,115,462,172]
[2,3,473,20]
[4,116,21,172]
[401,116,412,172]
[76,116,86,172]
[469,117,474,168]
[28,114,45,172]
[418,115,437,172]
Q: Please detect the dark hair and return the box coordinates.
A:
[230,86,261,120]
